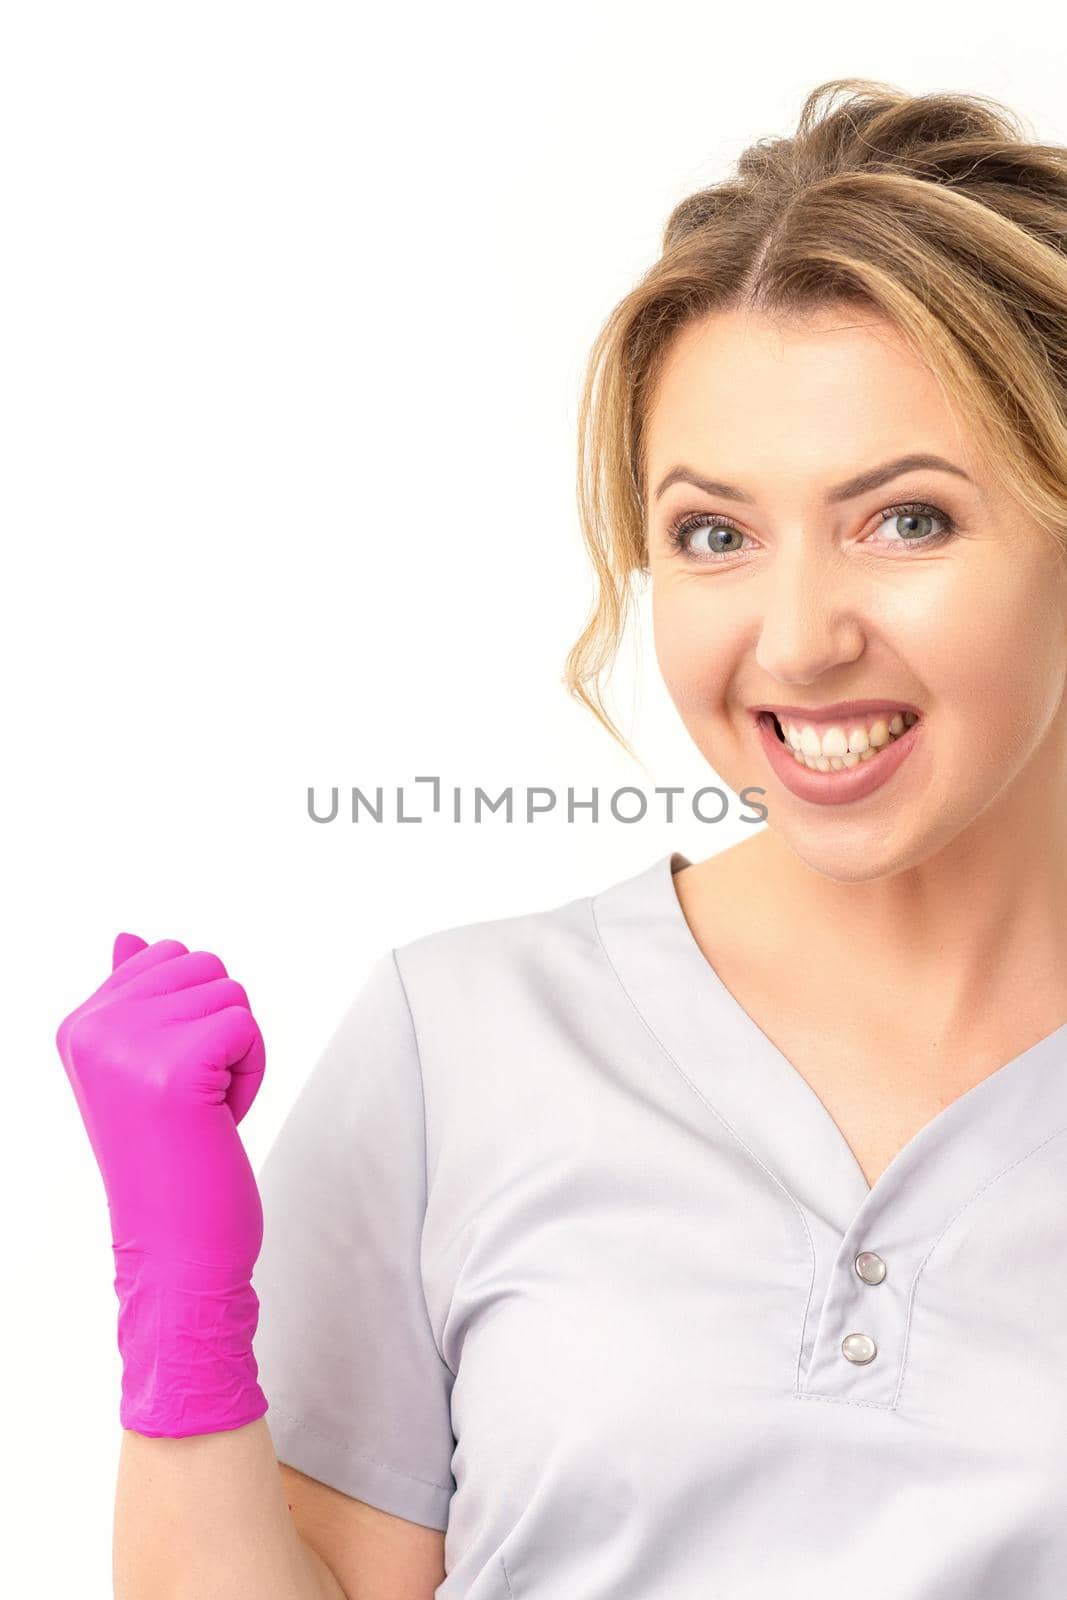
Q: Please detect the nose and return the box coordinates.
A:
[753,540,867,686]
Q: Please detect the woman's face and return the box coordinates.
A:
[644,304,1067,882]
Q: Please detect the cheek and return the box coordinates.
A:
[903,582,1066,759]
[651,582,743,715]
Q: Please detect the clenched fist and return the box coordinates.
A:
[56,933,271,1437]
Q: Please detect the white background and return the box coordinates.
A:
[3,4,1064,1592]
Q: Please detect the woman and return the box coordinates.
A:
[58,78,1067,1598]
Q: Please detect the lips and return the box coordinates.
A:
[754,706,924,806]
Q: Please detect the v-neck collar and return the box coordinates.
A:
[592,849,1067,1251]
[593,850,1067,1403]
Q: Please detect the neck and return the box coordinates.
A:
[696,782,1067,1045]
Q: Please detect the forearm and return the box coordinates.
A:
[114,1416,346,1600]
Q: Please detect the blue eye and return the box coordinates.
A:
[664,500,958,562]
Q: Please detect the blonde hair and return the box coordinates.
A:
[563,78,1067,761]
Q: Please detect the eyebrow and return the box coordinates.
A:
[652,452,974,506]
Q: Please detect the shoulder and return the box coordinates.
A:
[392,875,598,1000]
[378,853,679,1070]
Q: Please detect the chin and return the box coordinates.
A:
[767,808,972,885]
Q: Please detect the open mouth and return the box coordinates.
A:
[759,709,921,772]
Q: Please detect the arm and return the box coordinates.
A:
[54,935,349,1598]
[113,1415,447,1600]
[58,935,449,1598]
[114,1418,347,1600]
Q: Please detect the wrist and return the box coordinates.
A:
[113,1246,269,1438]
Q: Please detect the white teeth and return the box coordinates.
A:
[776,709,919,772]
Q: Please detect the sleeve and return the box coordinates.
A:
[251,946,456,1530]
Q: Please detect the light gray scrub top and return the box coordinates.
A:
[252,850,1067,1598]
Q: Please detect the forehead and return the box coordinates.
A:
[643,307,970,479]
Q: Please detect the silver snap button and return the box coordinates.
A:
[854,1251,886,1285]
[842,1332,877,1364]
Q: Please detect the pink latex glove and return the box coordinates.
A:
[55,932,270,1438]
